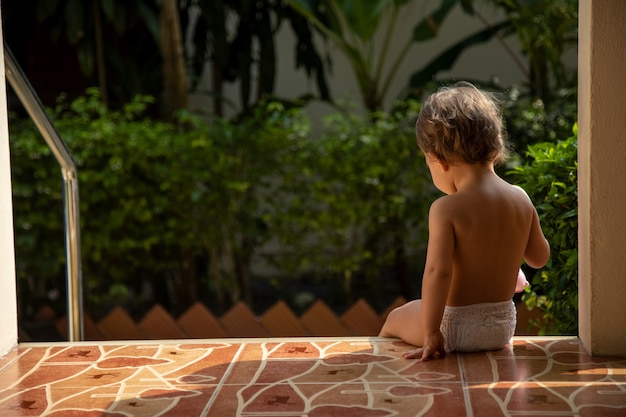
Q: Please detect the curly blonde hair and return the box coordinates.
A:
[415,82,508,165]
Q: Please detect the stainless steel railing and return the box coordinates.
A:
[4,44,84,341]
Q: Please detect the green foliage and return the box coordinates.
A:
[10,116,66,317]
[268,101,435,305]
[509,125,578,335]
[176,101,313,308]
[181,0,330,115]
[12,88,578,327]
[12,90,180,314]
[483,0,578,101]
[406,20,511,96]
[26,0,161,105]
[11,90,435,318]
[502,86,577,156]
[287,0,507,111]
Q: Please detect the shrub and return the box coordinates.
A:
[267,102,436,307]
[24,90,578,325]
[11,90,194,316]
[502,86,577,157]
[509,124,578,335]
[11,91,435,320]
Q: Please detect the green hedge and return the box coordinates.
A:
[10,89,578,334]
[510,125,578,335]
[10,91,433,318]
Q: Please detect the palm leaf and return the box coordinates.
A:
[412,0,457,41]
[407,20,511,93]
[336,0,393,41]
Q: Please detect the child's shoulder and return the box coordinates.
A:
[510,184,529,194]
[428,193,466,217]
[431,181,532,213]
[489,177,533,202]
[508,184,533,203]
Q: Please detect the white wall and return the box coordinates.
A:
[0,8,19,356]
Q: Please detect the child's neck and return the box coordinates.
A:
[450,162,497,192]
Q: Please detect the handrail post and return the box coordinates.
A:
[4,44,84,341]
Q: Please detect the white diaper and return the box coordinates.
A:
[440,301,516,353]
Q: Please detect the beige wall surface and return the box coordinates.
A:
[578,0,626,356]
[0,8,19,356]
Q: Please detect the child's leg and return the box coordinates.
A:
[378,300,424,347]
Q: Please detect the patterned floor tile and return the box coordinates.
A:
[0,337,624,416]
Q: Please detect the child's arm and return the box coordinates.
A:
[524,208,550,269]
[412,198,454,360]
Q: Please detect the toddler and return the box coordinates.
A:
[379,82,550,360]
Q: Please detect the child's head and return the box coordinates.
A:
[415,82,508,165]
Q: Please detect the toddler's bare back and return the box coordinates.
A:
[435,174,538,306]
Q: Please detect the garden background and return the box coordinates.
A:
[1,0,578,339]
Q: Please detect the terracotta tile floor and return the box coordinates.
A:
[1,336,625,416]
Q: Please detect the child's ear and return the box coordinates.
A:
[436,158,450,171]
[425,152,450,171]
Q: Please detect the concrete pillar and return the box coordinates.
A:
[0,7,19,356]
[578,0,626,355]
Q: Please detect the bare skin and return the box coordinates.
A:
[379,153,550,361]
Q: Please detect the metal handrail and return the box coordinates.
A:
[4,44,84,341]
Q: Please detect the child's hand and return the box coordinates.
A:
[402,331,446,361]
